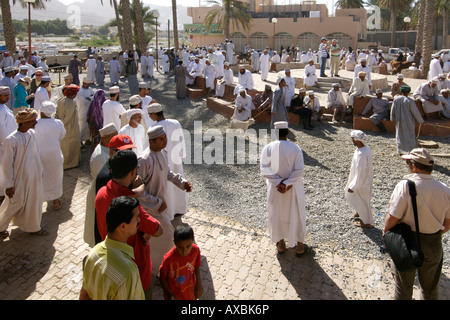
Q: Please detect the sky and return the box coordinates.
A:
[142,0,337,14]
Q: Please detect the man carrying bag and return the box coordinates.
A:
[383,148,450,300]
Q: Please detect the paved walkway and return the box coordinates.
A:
[1,144,449,301]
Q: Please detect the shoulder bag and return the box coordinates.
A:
[383,180,424,272]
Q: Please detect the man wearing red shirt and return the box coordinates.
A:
[95,149,162,299]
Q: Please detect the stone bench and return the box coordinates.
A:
[352,96,450,137]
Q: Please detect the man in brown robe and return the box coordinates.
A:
[56,84,81,169]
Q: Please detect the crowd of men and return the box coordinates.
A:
[0,41,449,301]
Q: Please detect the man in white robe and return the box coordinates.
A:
[348,71,370,107]
[147,104,188,221]
[428,55,443,81]
[226,40,234,63]
[304,60,319,88]
[203,59,217,96]
[234,66,254,95]
[251,50,260,73]
[0,109,46,238]
[353,59,372,89]
[345,130,374,228]
[272,51,281,64]
[54,74,73,102]
[85,55,97,83]
[119,108,148,157]
[216,50,225,78]
[439,88,450,118]
[215,62,233,97]
[391,85,424,155]
[283,69,296,108]
[413,78,443,116]
[102,86,125,130]
[437,73,450,91]
[83,123,117,247]
[260,121,310,256]
[108,56,121,85]
[137,125,193,275]
[327,83,347,123]
[161,52,170,74]
[186,58,202,86]
[233,88,255,121]
[259,49,271,81]
[0,87,17,201]
[138,83,156,129]
[33,75,51,115]
[34,101,66,210]
[140,51,149,78]
[147,53,155,78]
[76,78,95,143]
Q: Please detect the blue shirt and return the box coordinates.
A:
[13,83,28,109]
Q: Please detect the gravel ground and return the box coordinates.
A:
[49,69,450,268]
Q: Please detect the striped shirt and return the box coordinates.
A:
[82,236,145,300]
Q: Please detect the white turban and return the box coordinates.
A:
[40,101,57,117]
[350,130,366,141]
[125,108,142,122]
[99,123,118,137]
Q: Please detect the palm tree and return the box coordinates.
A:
[172,0,179,51]
[121,0,134,51]
[335,0,366,9]
[101,0,125,49]
[108,2,158,50]
[133,0,147,53]
[204,0,252,40]
[414,0,425,59]
[1,0,16,53]
[1,0,49,53]
[435,0,449,49]
[378,0,413,47]
[421,0,434,78]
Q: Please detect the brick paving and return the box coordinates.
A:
[1,144,449,301]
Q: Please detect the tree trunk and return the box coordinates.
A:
[421,0,434,78]
[133,0,147,53]
[390,6,396,48]
[113,0,125,50]
[415,0,425,58]
[172,0,179,51]
[442,8,448,49]
[1,0,17,53]
[121,0,134,51]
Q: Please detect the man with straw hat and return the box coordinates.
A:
[0,108,47,238]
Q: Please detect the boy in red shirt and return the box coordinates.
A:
[159,223,203,300]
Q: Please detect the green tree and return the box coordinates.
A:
[335,0,366,9]
[100,0,125,50]
[1,0,51,53]
[204,0,252,40]
[435,0,449,49]
[378,0,413,47]
[107,2,158,52]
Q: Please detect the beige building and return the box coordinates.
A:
[185,0,369,52]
